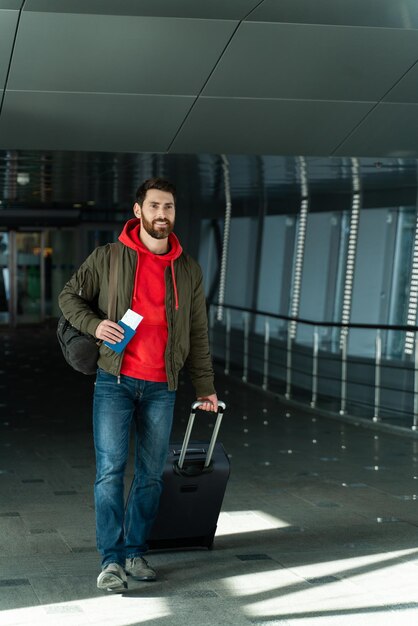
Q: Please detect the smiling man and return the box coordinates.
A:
[58,178,217,592]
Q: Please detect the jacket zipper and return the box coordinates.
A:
[115,246,136,379]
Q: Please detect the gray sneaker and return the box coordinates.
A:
[97,562,127,592]
[125,556,156,581]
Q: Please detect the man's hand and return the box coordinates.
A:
[197,394,218,413]
[95,319,125,344]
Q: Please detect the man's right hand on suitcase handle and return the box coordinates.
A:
[197,394,218,413]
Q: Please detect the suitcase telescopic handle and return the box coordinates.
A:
[177,401,226,470]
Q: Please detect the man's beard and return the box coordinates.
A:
[141,214,174,239]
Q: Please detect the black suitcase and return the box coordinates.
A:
[147,400,230,550]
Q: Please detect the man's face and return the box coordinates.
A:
[135,189,175,239]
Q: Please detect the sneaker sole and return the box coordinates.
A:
[97,573,128,593]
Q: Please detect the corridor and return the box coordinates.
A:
[1,328,418,625]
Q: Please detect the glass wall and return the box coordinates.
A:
[50,229,78,318]
[199,219,219,303]
[296,212,336,347]
[0,226,120,325]
[224,217,256,313]
[349,208,393,356]
[0,232,9,324]
[199,216,259,327]
[257,215,294,316]
[202,198,418,426]
[387,207,415,358]
[202,205,418,358]
[15,231,42,323]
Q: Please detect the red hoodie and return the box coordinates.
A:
[118,218,183,382]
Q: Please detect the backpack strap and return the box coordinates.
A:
[108,243,119,322]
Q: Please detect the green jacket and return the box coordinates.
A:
[58,241,216,397]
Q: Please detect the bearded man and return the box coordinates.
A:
[59,177,217,592]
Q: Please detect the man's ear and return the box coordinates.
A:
[133,202,141,218]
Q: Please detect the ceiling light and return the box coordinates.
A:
[17,172,30,186]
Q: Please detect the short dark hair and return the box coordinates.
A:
[135,177,176,206]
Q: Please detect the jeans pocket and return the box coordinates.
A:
[96,367,116,382]
[97,367,111,374]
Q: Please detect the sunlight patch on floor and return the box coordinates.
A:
[220,548,418,624]
[286,547,418,581]
[216,510,290,536]
[0,595,171,626]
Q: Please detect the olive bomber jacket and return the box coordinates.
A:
[58,241,216,397]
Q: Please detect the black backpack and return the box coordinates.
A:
[57,243,119,375]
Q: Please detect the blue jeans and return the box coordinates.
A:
[93,368,176,567]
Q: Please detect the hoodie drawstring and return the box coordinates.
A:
[171,261,179,311]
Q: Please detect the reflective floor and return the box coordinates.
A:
[1,328,418,625]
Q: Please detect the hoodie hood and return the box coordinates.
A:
[119,217,183,309]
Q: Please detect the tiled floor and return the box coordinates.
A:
[1,328,418,625]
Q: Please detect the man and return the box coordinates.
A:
[59,178,217,592]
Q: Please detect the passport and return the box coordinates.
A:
[104,309,143,354]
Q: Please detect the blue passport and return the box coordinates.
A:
[104,320,136,354]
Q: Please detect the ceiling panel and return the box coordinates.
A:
[384,62,418,103]
[0,91,194,152]
[0,1,23,8]
[203,23,418,102]
[0,10,19,90]
[247,0,418,29]
[169,97,374,155]
[334,103,418,157]
[9,12,236,94]
[24,0,259,19]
